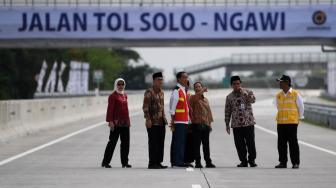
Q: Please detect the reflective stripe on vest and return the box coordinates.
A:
[175,88,189,122]
[276,89,299,124]
[176,109,186,113]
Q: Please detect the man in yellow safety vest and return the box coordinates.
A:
[275,75,304,169]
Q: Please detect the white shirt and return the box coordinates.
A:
[276,88,305,119]
[169,83,189,124]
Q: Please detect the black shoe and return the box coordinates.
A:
[249,162,258,167]
[159,164,168,169]
[292,164,300,169]
[148,164,160,169]
[195,163,203,168]
[206,163,216,168]
[275,163,287,168]
[122,164,132,168]
[101,163,111,168]
[237,162,248,167]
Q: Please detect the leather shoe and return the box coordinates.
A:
[249,162,258,167]
[275,163,287,168]
[148,164,160,169]
[122,164,132,168]
[292,164,299,169]
[195,163,203,168]
[206,163,216,168]
[237,162,248,167]
[101,163,111,168]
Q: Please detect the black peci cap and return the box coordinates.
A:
[276,75,291,85]
[152,72,163,80]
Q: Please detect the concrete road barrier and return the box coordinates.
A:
[0,93,144,143]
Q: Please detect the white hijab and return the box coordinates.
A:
[114,78,126,95]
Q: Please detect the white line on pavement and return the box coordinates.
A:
[255,124,336,156]
[192,184,202,188]
[0,110,143,167]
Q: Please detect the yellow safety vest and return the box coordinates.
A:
[276,89,300,124]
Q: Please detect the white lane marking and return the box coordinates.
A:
[192,184,202,188]
[0,122,104,166]
[0,111,143,166]
[186,167,194,172]
[255,124,336,156]
[254,124,277,136]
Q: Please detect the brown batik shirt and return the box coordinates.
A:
[142,87,168,126]
[189,94,214,126]
[225,88,256,128]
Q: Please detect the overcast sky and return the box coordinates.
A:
[132,46,322,81]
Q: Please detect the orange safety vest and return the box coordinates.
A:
[175,88,189,122]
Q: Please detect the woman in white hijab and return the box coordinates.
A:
[102,78,132,168]
[114,78,126,94]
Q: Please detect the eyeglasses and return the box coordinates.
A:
[117,83,125,86]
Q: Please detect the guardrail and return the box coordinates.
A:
[1,0,335,7]
[304,102,336,129]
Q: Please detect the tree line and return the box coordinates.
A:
[0,48,155,100]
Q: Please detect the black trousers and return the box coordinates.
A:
[192,124,212,164]
[102,126,130,166]
[233,125,257,163]
[184,126,194,163]
[277,124,300,165]
[147,125,166,165]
